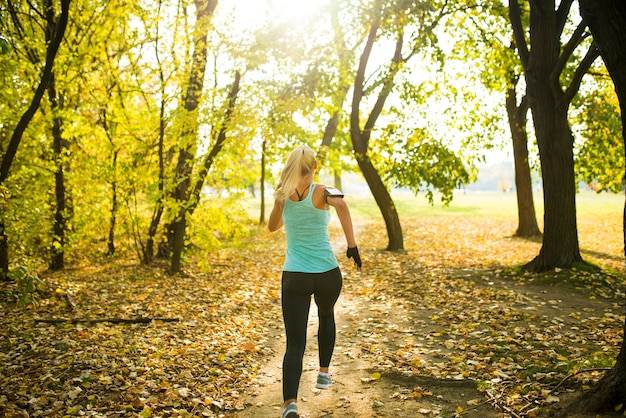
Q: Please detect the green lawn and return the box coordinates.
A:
[247,190,624,220]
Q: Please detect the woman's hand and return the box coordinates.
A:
[347,246,362,271]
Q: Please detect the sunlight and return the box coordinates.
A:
[228,0,330,30]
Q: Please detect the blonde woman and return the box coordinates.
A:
[268,145,362,418]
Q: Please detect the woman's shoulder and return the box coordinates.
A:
[311,183,329,208]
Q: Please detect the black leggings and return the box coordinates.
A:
[281,267,342,401]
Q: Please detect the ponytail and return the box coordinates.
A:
[274,145,317,201]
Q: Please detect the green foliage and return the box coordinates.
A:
[0,0,622,274]
[11,266,46,307]
[573,81,624,193]
[376,129,473,205]
[189,195,251,270]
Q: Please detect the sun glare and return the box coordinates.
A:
[229,0,330,30]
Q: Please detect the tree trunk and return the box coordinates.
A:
[552,0,626,412]
[167,0,218,274]
[107,150,118,256]
[349,0,404,250]
[317,110,340,167]
[0,223,8,281]
[356,152,403,250]
[50,113,66,270]
[525,94,582,271]
[187,71,240,219]
[169,69,239,274]
[0,0,71,278]
[47,69,66,271]
[510,0,599,272]
[334,171,342,191]
[144,90,167,263]
[505,83,541,237]
[524,0,581,271]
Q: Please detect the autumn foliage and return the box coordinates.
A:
[1,204,624,417]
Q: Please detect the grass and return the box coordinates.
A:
[247,189,624,220]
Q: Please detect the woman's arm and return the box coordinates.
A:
[327,196,357,248]
[329,196,361,270]
[268,199,284,232]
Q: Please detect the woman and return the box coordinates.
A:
[268,145,362,418]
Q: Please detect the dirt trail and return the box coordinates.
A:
[234,273,496,418]
[233,216,624,418]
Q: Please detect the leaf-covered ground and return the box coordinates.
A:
[1,213,625,417]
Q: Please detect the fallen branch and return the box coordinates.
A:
[549,367,611,394]
[35,317,180,325]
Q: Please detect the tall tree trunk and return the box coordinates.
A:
[49,84,66,270]
[349,0,403,250]
[317,110,340,167]
[509,0,599,272]
[523,0,580,271]
[167,0,218,274]
[186,71,240,219]
[528,108,581,271]
[47,43,66,271]
[553,0,626,413]
[144,95,167,263]
[505,81,541,237]
[169,69,239,274]
[107,150,119,256]
[0,0,71,279]
[356,153,403,250]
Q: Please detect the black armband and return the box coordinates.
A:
[324,187,344,204]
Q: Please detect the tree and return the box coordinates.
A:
[446,2,541,237]
[509,0,600,272]
[350,0,470,250]
[350,0,405,250]
[553,0,626,413]
[506,70,541,237]
[0,0,71,278]
[165,0,226,273]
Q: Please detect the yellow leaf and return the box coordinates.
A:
[371,372,381,380]
[456,406,464,413]
[66,406,81,414]
[615,403,623,412]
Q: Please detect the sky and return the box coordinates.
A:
[224,0,330,30]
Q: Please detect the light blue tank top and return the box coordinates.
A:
[282,183,339,273]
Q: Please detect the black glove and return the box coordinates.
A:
[346,246,362,269]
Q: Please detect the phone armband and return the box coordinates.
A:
[324,186,344,203]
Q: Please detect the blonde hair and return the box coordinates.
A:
[274,145,317,201]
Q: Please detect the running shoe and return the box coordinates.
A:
[282,402,299,418]
[316,373,332,389]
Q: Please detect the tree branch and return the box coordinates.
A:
[509,0,530,72]
[563,42,600,104]
[35,317,180,325]
[351,0,383,155]
[0,0,71,184]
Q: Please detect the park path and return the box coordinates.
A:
[233,270,497,418]
[232,215,624,417]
